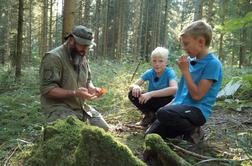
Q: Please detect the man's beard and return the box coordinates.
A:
[68,43,85,71]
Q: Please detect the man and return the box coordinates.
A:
[39,25,109,130]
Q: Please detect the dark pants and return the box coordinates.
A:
[145,104,206,138]
[128,91,174,113]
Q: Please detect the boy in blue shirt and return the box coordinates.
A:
[129,47,178,127]
[146,20,222,144]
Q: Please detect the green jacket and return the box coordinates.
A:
[40,43,91,113]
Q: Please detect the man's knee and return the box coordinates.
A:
[87,108,110,131]
[45,107,80,123]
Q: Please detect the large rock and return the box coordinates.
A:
[25,116,85,166]
[75,124,146,166]
[25,116,146,166]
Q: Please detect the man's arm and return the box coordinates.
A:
[46,87,97,100]
[46,87,75,98]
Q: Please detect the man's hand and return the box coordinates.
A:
[75,87,97,100]
[176,55,189,75]
[139,92,152,104]
[87,85,97,94]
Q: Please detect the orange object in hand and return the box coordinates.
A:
[97,87,107,96]
[99,88,107,94]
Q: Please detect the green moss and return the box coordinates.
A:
[25,116,85,166]
[25,116,146,166]
[144,134,191,166]
[75,125,146,166]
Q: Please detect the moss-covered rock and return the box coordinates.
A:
[25,116,86,166]
[144,134,191,166]
[75,125,146,166]
[25,116,146,166]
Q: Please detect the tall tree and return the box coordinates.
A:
[94,0,101,58]
[114,0,129,58]
[40,0,48,56]
[0,2,11,65]
[162,0,169,47]
[15,0,24,80]
[218,0,226,62]
[27,0,32,63]
[193,0,203,21]
[206,0,214,27]
[48,0,54,49]
[101,0,109,58]
[75,0,84,25]
[54,0,62,47]
[130,0,143,58]
[83,0,91,27]
[141,0,151,61]
[62,0,76,42]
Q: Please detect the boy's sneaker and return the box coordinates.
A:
[136,112,156,127]
[184,127,204,144]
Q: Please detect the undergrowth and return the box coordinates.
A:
[0,60,251,165]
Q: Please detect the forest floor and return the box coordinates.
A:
[106,103,252,165]
[0,60,251,165]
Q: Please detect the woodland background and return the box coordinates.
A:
[0,0,252,165]
[0,0,251,77]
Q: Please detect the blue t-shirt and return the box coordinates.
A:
[141,67,177,92]
[172,53,222,120]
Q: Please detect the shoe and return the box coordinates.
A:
[145,119,160,135]
[184,127,204,144]
[137,112,156,127]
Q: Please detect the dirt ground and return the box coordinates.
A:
[203,105,252,158]
[108,104,252,165]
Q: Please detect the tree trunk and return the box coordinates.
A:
[110,1,117,58]
[142,0,150,61]
[231,41,235,67]
[206,0,214,28]
[55,0,62,47]
[40,0,48,56]
[62,0,76,43]
[135,0,143,58]
[193,0,203,21]
[48,0,54,49]
[163,0,169,47]
[75,0,84,25]
[15,0,24,80]
[180,0,186,30]
[102,0,109,58]
[239,29,245,68]
[1,7,11,65]
[27,0,32,64]
[116,0,127,58]
[83,0,91,27]
[218,0,226,62]
[150,0,157,50]
[94,0,101,59]
[243,0,251,66]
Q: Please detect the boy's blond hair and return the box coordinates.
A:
[180,20,212,47]
[151,47,169,60]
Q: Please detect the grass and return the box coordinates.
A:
[0,59,150,165]
[0,59,251,165]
